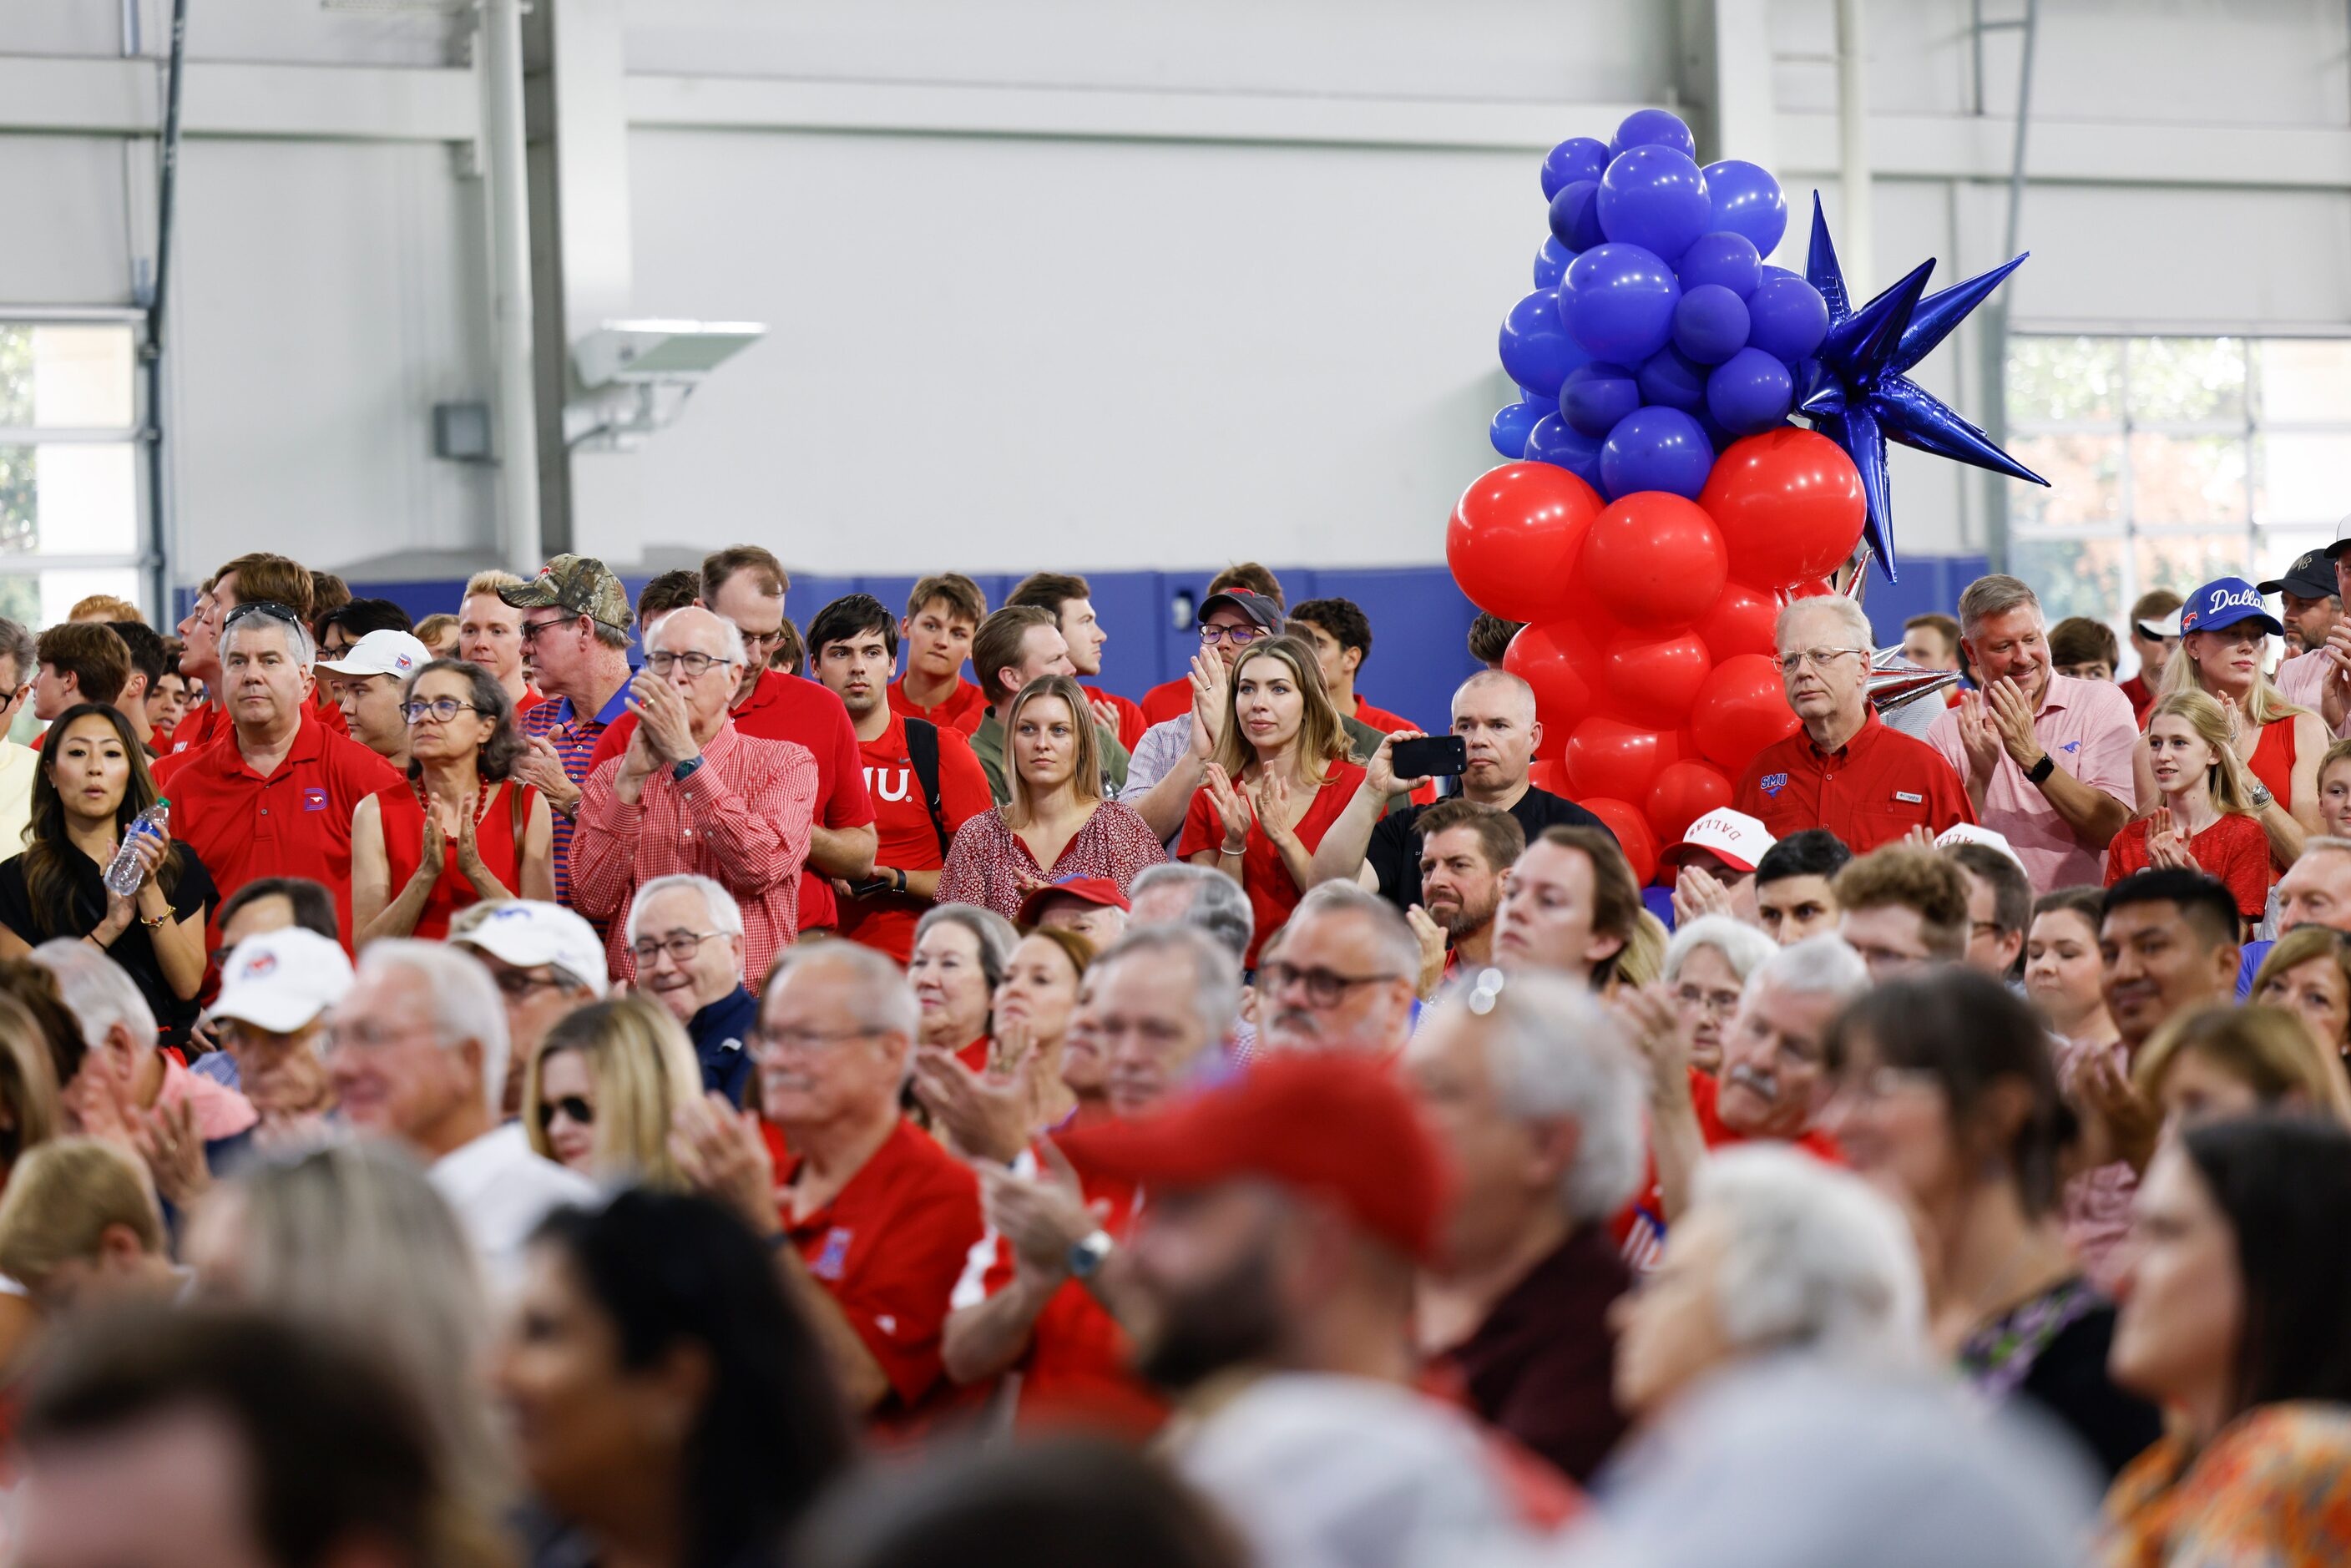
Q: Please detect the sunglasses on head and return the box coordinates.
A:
[224,601,302,630]
[536,1095,594,1130]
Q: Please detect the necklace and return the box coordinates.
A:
[410,776,489,833]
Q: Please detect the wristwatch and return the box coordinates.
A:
[2025,752,2055,786]
[672,756,705,782]
[2248,778,2275,810]
[1067,1229,1115,1279]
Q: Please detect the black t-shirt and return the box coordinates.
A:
[0,844,219,1044]
[1366,784,1611,912]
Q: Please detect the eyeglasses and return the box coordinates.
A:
[1257,959,1405,1008]
[1200,624,1265,647]
[646,650,740,679]
[737,625,788,654]
[1777,647,1868,675]
[1675,983,1744,1018]
[630,930,727,967]
[518,615,576,645]
[746,1024,887,1058]
[487,968,571,1001]
[401,698,480,724]
[537,1095,594,1130]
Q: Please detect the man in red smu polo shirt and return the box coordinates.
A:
[1733,596,1973,853]
[589,547,876,933]
[155,604,401,952]
[674,941,983,1438]
[806,594,993,963]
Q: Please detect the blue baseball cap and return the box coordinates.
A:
[2178,577,2284,640]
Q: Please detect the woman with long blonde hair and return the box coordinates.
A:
[2147,578,2328,867]
[522,994,704,1187]
[2107,690,2273,927]
[1180,635,1369,966]
[937,674,1165,923]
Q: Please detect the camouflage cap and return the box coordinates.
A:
[498,554,632,630]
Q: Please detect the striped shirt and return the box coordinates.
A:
[523,679,634,906]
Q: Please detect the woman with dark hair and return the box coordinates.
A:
[498,1189,857,1568]
[0,702,213,1044]
[351,657,554,943]
[1824,968,2162,1479]
[2103,1116,2351,1566]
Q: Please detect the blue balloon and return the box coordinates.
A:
[1611,109,1697,161]
[1525,413,1605,487]
[1747,267,1830,363]
[1562,243,1681,364]
[1677,231,1763,299]
[1600,405,1713,500]
[1706,346,1796,434]
[1499,289,1590,399]
[1673,284,1751,365]
[1548,180,1605,252]
[1636,346,1709,412]
[1560,362,1641,439]
[1540,136,1611,201]
[1490,399,1550,459]
[1703,159,1787,257]
[1534,235,1573,290]
[1596,146,1712,262]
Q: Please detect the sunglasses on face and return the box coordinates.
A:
[537,1095,594,1130]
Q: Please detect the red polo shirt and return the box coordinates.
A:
[1140,675,1190,726]
[781,1117,985,1435]
[837,714,993,963]
[589,670,875,931]
[154,709,403,951]
[1614,1068,1846,1271]
[1355,696,1416,735]
[169,695,350,760]
[888,675,988,736]
[1731,710,1974,853]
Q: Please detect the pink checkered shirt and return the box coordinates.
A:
[1925,672,2140,892]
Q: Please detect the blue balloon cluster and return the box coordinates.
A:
[1492,112,1830,502]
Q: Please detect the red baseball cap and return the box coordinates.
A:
[1056,1055,1450,1263]
[1017,876,1131,928]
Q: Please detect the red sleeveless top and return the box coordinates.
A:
[2249,716,2297,811]
[372,779,537,940]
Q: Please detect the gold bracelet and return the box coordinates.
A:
[137,912,167,929]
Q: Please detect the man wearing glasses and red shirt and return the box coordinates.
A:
[1733,596,1974,855]
[1118,586,1288,845]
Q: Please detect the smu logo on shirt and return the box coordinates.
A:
[865,765,913,803]
[301,787,329,812]
[812,1227,852,1280]
[2062,739,2081,752]
[1759,772,1789,797]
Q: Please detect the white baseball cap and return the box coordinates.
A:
[2136,609,2183,640]
[1935,822,2029,874]
[448,900,609,996]
[317,628,432,681]
[1657,808,1777,875]
[208,927,356,1034]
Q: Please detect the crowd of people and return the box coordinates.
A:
[0,539,2348,1568]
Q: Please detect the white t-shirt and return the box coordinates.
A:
[429,1122,599,1297]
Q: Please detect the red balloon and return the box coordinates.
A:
[1689,653,1800,772]
[1579,493,1728,630]
[1565,716,1672,802]
[1447,462,1606,624]
[1504,619,1611,738]
[1697,580,1778,663]
[1529,756,1575,795]
[1782,578,1836,601]
[1583,797,1660,887]
[1646,759,1735,843]
[1604,628,1711,723]
[1700,428,1866,591]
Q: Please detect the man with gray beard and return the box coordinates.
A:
[1615,933,1868,1268]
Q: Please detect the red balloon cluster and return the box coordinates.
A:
[1454,427,1865,878]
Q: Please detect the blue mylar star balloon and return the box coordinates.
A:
[1792,193,2047,583]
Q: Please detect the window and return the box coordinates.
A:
[2003,334,2351,635]
[0,321,148,629]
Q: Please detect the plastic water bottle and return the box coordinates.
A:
[104,799,169,897]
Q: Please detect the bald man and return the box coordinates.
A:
[1308,670,1610,913]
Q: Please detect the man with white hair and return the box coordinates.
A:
[326,939,594,1292]
[626,873,756,1104]
[570,604,819,989]
[34,941,256,1175]
[153,601,402,948]
[1733,595,1973,854]
[1620,933,1868,1267]
[671,940,982,1430]
[1127,862,1255,963]
[1409,969,1646,1483]
[1927,574,2136,890]
[1258,880,1418,1057]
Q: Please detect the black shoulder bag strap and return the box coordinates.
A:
[905,717,953,859]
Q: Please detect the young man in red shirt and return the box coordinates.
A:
[1006,571,1147,751]
[806,594,993,963]
[1139,563,1287,726]
[588,546,877,933]
[1290,596,1417,736]
[887,574,989,735]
